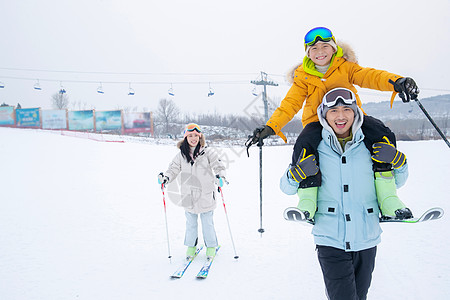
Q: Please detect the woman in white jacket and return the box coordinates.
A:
[158,123,226,259]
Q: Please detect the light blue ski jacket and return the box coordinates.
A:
[280,106,408,252]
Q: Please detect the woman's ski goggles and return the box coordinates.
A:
[323,88,356,108]
[304,27,335,49]
[185,123,201,133]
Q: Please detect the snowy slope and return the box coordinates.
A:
[1,127,449,300]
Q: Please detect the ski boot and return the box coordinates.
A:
[206,247,216,260]
[375,171,413,220]
[186,246,196,259]
[296,186,318,221]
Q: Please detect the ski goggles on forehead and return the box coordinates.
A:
[185,123,201,133]
[323,88,356,108]
[304,27,335,47]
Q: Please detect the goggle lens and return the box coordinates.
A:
[304,27,334,46]
[324,89,355,107]
[186,123,201,133]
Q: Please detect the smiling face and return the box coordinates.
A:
[186,132,200,147]
[325,105,355,138]
[308,41,336,66]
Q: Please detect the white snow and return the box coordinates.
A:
[1,127,449,300]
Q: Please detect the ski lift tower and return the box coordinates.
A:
[251,71,278,122]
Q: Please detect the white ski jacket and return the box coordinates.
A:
[165,145,226,214]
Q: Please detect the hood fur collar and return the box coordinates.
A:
[177,134,206,149]
[286,41,357,84]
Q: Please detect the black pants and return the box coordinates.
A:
[317,245,377,300]
[292,115,395,188]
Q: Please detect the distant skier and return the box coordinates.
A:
[249,26,418,220]
[281,88,410,300]
[158,123,227,259]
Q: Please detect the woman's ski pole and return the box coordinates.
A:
[218,186,239,259]
[160,184,172,262]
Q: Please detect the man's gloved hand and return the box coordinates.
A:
[158,172,169,186]
[288,148,319,183]
[393,77,419,102]
[372,136,406,169]
[250,125,275,144]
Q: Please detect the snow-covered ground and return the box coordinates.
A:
[1,127,449,300]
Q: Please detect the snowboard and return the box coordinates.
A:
[283,207,444,225]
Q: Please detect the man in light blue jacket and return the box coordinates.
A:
[280,88,409,300]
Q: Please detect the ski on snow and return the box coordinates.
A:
[196,246,221,279]
[379,207,444,223]
[283,207,444,225]
[171,246,203,279]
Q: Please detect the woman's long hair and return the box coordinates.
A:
[180,137,201,164]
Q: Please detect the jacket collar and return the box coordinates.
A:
[318,105,365,155]
[302,45,344,78]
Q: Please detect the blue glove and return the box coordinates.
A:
[215,175,226,187]
[158,172,169,185]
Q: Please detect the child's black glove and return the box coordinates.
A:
[393,77,420,102]
[250,125,275,144]
[288,149,319,183]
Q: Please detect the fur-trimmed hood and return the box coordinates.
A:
[286,41,357,84]
[177,134,206,149]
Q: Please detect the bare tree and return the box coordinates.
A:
[156,98,180,134]
[51,92,69,109]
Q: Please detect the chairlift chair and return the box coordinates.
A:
[59,82,66,94]
[168,84,175,96]
[97,83,104,94]
[207,83,214,97]
[33,80,42,90]
[128,83,135,95]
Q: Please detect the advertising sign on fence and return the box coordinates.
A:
[68,110,95,131]
[123,112,152,134]
[42,110,68,129]
[16,108,41,128]
[0,106,15,126]
[95,110,122,132]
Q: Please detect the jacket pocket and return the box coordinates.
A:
[312,201,339,238]
[200,192,216,209]
[362,202,382,240]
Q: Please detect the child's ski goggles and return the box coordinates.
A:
[304,27,335,48]
[185,123,201,133]
[323,88,356,108]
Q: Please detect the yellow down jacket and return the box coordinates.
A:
[267,42,402,142]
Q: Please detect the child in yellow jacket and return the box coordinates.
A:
[250,27,418,220]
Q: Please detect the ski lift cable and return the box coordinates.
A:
[0,67,256,77]
[0,75,251,85]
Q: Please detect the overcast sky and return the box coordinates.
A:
[1,0,449,118]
